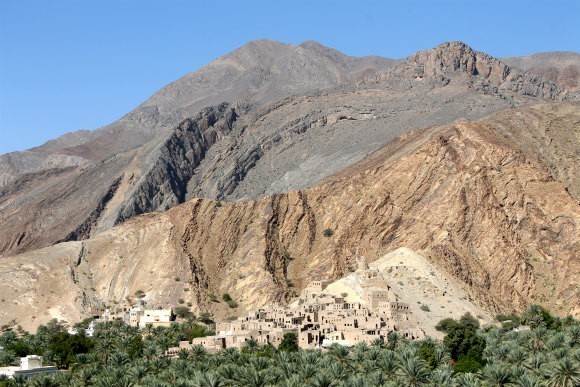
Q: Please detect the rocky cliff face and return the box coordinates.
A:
[503,52,580,92]
[0,104,242,256]
[0,40,395,189]
[1,103,577,331]
[0,42,573,259]
[367,42,568,100]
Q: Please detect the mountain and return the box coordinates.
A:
[1,102,578,332]
[0,41,578,331]
[503,51,580,91]
[0,41,570,259]
[0,40,395,188]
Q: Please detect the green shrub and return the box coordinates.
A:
[435,318,456,332]
[278,333,298,352]
[454,350,485,373]
[227,300,238,308]
[323,228,334,237]
[174,306,192,318]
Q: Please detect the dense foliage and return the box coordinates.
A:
[0,307,578,386]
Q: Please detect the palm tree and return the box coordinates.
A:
[526,328,548,355]
[299,362,319,381]
[545,357,580,387]
[127,362,149,383]
[28,374,58,387]
[189,344,208,362]
[0,350,16,366]
[429,363,454,385]
[377,350,398,378]
[108,351,130,367]
[243,338,259,353]
[396,356,430,386]
[566,325,580,347]
[387,331,403,350]
[366,371,387,386]
[148,357,170,375]
[326,361,347,381]
[74,363,100,386]
[281,374,303,387]
[507,345,528,367]
[52,371,76,387]
[481,363,513,387]
[327,344,350,367]
[300,349,322,365]
[143,342,160,360]
[9,375,28,387]
[216,363,238,384]
[339,374,367,387]
[155,335,170,352]
[219,347,240,363]
[514,373,543,387]
[192,371,223,387]
[91,375,121,387]
[370,338,384,348]
[454,372,482,387]
[546,332,566,352]
[525,353,548,375]
[94,338,114,364]
[236,367,270,387]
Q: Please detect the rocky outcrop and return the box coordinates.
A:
[0,41,574,260]
[366,41,567,101]
[1,104,578,331]
[116,103,239,222]
[0,104,241,256]
[503,52,580,92]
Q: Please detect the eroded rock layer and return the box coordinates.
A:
[1,103,578,331]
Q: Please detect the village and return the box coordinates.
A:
[166,256,425,354]
[76,255,425,356]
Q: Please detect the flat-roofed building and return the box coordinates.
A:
[0,356,57,379]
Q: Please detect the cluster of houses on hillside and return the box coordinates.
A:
[75,256,424,356]
[0,257,426,379]
[86,302,176,332]
[167,257,425,354]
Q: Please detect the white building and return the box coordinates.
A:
[139,309,175,328]
[0,356,57,379]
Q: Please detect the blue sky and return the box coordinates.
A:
[1,0,578,155]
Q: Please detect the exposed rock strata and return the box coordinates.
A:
[503,52,580,92]
[0,40,395,188]
[366,42,567,100]
[1,104,577,331]
[0,41,570,258]
[0,104,241,256]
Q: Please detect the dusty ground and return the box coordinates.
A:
[324,248,493,339]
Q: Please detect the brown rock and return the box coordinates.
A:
[1,103,578,331]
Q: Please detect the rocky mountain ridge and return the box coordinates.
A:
[0,103,577,332]
[503,51,580,91]
[0,40,395,188]
[365,41,568,100]
[0,41,572,258]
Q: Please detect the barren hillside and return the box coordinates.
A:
[1,103,578,331]
[503,52,580,91]
[0,42,569,258]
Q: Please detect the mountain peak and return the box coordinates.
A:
[393,40,511,83]
[435,40,474,51]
